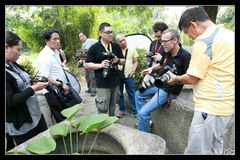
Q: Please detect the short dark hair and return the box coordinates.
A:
[78,31,88,37]
[43,29,59,41]
[178,7,210,31]
[152,22,168,33]
[5,31,21,47]
[99,22,111,31]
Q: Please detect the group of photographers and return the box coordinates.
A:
[6,7,234,155]
[84,7,234,155]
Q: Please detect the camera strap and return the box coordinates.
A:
[162,90,172,112]
[122,49,128,72]
[62,68,70,83]
[101,39,112,53]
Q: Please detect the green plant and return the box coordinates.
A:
[17,57,37,78]
[135,48,148,86]
[22,104,118,154]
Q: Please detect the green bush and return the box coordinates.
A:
[135,48,148,86]
[18,57,37,79]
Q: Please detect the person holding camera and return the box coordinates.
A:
[85,22,125,116]
[167,7,234,154]
[147,22,168,67]
[5,31,48,150]
[37,29,70,123]
[78,31,98,96]
[115,34,138,118]
[135,29,191,132]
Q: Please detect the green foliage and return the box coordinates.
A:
[23,104,118,154]
[135,48,148,85]
[17,57,37,78]
[6,6,96,60]
[61,103,83,120]
[216,6,235,31]
[50,123,69,137]
[26,136,56,154]
[78,114,118,134]
[180,32,194,46]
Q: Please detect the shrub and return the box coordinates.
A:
[17,57,37,79]
[135,48,148,86]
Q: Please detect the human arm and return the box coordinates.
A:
[84,60,111,71]
[6,73,48,109]
[140,63,162,77]
[128,57,138,77]
[167,72,199,85]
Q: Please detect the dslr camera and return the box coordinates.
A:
[146,52,154,59]
[31,76,57,92]
[137,72,159,93]
[137,64,177,93]
[154,64,177,88]
[101,52,118,78]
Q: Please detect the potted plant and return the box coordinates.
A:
[7,104,118,155]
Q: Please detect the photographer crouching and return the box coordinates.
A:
[85,22,125,116]
[135,29,191,132]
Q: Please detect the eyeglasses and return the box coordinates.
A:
[160,38,173,44]
[102,30,113,35]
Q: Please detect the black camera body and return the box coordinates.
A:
[138,72,158,93]
[146,52,154,59]
[102,52,118,78]
[32,76,57,92]
[137,64,178,93]
[154,64,178,88]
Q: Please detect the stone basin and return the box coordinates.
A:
[8,122,166,155]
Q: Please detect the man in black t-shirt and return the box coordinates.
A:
[85,22,125,116]
[135,29,191,132]
[147,22,168,67]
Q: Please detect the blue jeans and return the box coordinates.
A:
[118,77,137,114]
[135,86,177,132]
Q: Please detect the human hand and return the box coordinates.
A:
[31,82,49,91]
[152,54,162,62]
[128,71,135,78]
[167,71,177,85]
[62,83,69,91]
[112,55,120,64]
[140,67,152,77]
[101,60,110,68]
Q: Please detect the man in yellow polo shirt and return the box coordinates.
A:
[168,7,234,154]
[115,34,138,118]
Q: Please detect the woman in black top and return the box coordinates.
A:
[5,31,48,151]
